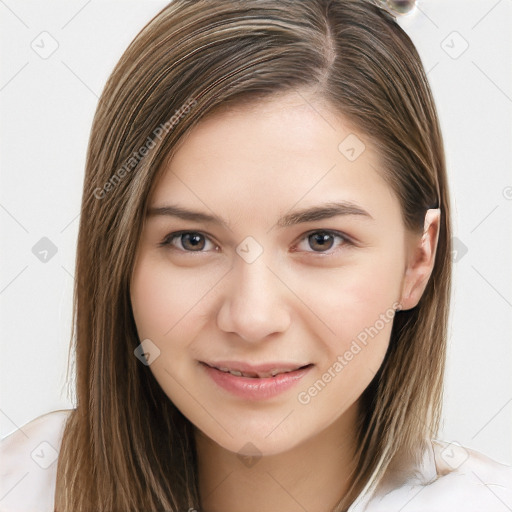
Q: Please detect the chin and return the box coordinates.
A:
[200,417,312,458]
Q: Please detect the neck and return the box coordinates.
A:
[194,401,360,512]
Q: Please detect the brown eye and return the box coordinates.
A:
[160,231,216,252]
[294,230,352,254]
[308,232,335,252]
[180,233,206,251]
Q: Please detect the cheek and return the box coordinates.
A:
[130,256,212,391]
[291,254,402,405]
[131,260,178,340]
[294,307,396,415]
[130,254,226,342]
[297,253,403,341]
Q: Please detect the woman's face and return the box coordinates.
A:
[130,91,419,456]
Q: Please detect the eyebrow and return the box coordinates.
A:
[146,201,373,228]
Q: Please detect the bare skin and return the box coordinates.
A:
[130,89,440,512]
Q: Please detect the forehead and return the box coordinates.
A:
[150,91,400,225]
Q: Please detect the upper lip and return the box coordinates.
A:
[202,360,312,378]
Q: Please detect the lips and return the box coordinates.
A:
[201,361,312,379]
[200,361,314,400]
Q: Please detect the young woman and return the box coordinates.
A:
[1,1,511,511]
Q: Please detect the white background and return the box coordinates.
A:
[1,0,511,465]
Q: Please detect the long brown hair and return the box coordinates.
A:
[55,1,451,510]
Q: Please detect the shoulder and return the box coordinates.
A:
[0,409,74,512]
[426,440,512,508]
[363,440,512,512]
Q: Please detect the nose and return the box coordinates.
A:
[216,257,291,343]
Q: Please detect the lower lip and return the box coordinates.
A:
[200,363,313,401]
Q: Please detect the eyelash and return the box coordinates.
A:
[158,230,354,256]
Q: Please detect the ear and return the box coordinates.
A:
[399,208,441,311]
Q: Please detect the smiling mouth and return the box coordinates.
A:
[201,362,313,379]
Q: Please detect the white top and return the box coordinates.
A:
[1,409,511,511]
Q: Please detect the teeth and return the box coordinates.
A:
[214,365,298,378]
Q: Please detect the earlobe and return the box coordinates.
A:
[399,208,441,311]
